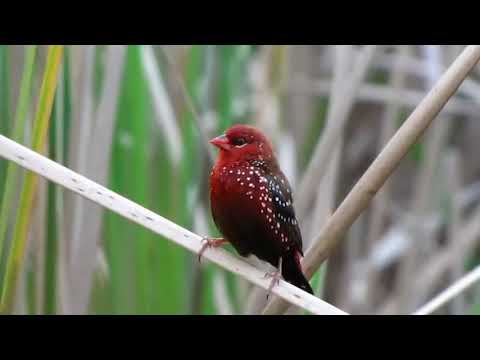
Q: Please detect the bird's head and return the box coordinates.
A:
[210,124,276,165]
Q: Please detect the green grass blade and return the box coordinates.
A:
[43,68,66,314]
[62,47,72,163]
[0,46,10,134]
[105,45,151,313]
[0,45,63,314]
[0,45,11,196]
[0,46,37,263]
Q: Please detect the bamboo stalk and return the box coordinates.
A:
[0,134,347,315]
[261,45,480,315]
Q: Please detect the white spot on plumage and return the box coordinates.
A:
[247,177,251,181]
[249,183,255,188]
[261,203,266,207]
[277,223,280,229]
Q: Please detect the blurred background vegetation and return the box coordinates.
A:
[0,45,479,315]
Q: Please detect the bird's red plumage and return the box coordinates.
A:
[209,124,313,294]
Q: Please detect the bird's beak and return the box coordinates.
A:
[209,134,230,151]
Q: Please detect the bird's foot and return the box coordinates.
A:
[198,237,228,263]
[264,269,282,300]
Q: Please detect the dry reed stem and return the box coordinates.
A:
[67,45,95,265]
[159,46,215,165]
[296,45,377,220]
[444,151,466,314]
[366,45,408,251]
[68,45,126,314]
[395,45,453,312]
[297,79,480,118]
[261,45,480,315]
[316,50,480,101]
[379,199,480,314]
[0,134,347,316]
[413,265,480,315]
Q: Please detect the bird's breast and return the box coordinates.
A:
[209,162,294,263]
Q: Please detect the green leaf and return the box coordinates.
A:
[0,45,63,314]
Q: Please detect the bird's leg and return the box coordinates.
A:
[264,257,283,300]
[198,237,228,262]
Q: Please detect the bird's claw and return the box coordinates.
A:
[198,237,210,263]
[198,237,227,263]
[264,270,282,300]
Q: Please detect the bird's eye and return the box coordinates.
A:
[232,137,247,147]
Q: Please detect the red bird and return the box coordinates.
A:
[200,124,313,295]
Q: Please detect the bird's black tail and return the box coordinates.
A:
[281,250,314,295]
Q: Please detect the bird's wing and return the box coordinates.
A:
[264,172,304,255]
